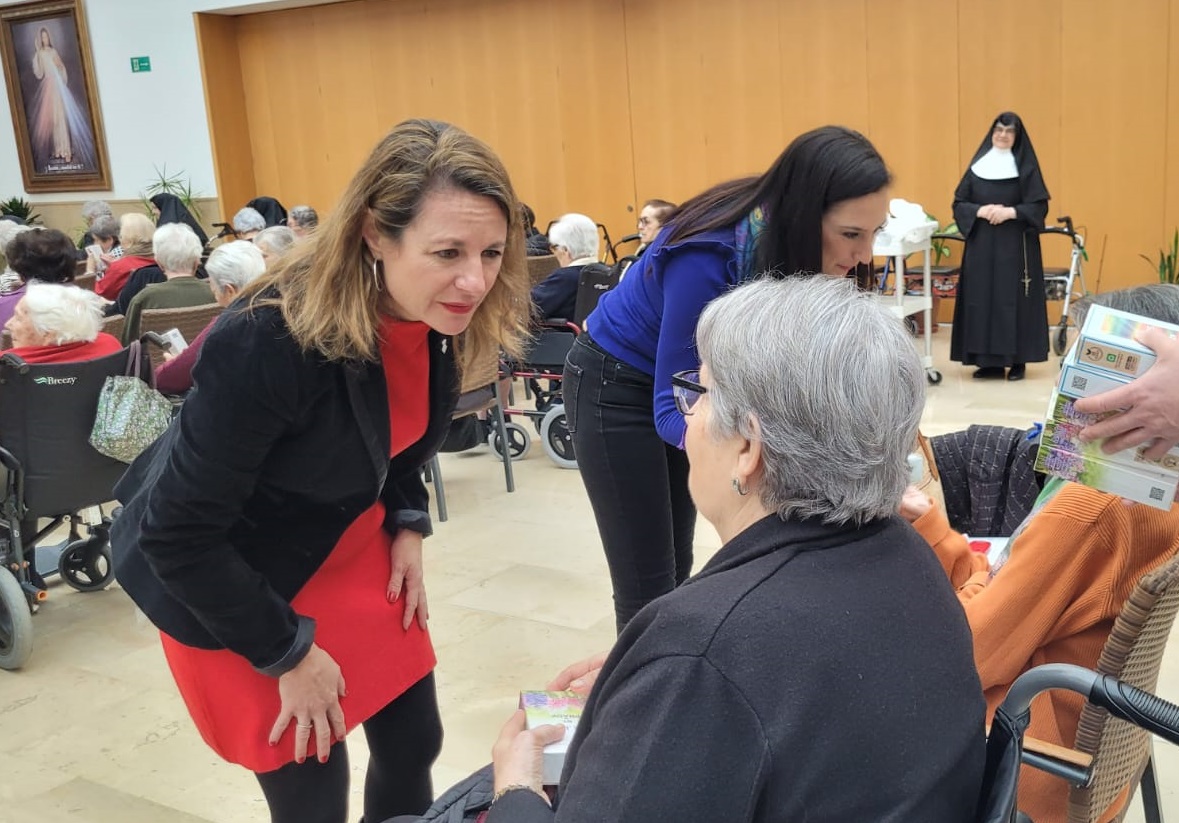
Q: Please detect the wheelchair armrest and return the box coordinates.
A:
[0,352,29,374]
[0,444,21,474]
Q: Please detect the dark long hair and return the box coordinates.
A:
[663,126,890,279]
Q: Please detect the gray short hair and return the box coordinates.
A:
[1071,284,1179,327]
[90,215,120,241]
[152,223,203,274]
[547,213,598,260]
[80,200,113,222]
[22,283,106,344]
[206,240,266,293]
[233,207,266,233]
[289,205,318,229]
[696,276,925,526]
[253,225,296,259]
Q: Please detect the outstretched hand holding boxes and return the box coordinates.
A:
[1036,305,1179,509]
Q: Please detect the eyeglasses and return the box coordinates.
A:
[549,243,564,253]
[637,216,653,227]
[671,369,707,416]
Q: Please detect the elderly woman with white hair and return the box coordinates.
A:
[233,207,267,241]
[155,240,265,395]
[79,199,113,248]
[122,223,213,344]
[480,276,985,823]
[3,283,121,363]
[531,213,598,321]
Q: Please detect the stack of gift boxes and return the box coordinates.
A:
[1036,305,1179,509]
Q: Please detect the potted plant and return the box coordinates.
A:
[0,197,41,225]
[140,164,203,222]
[1140,230,1179,284]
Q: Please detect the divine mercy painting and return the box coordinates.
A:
[1,0,111,191]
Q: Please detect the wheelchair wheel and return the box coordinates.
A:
[1053,324,1070,357]
[540,405,577,469]
[488,421,531,461]
[0,566,33,670]
[58,537,114,593]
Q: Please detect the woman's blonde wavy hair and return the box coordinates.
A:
[247,119,531,373]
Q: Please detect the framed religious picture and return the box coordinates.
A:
[0,0,110,192]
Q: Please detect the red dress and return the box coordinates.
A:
[160,318,436,773]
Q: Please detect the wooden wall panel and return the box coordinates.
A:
[624,0,786,219]
[199,0,1178,289]
[864,0,960,228]
[194,13,256,223]
[777,0,870,138]
[1060,0,1168,292]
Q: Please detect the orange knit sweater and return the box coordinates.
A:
[912,483,1179,823]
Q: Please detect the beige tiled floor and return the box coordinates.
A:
[1,333,1176,822]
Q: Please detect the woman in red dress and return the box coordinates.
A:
[111,119,532,823]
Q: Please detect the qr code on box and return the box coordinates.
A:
[1150,487,1165,502]
[1069,374,1089,392]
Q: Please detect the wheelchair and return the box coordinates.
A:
[0,344,154,670]
[499,262,621,469]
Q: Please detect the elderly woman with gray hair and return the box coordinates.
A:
[479,276,985,823]
[252,225,296,269]
[286,204,318,238]
[155,240,266,395]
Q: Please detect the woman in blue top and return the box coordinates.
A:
[565,125,892,632]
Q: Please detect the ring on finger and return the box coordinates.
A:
[296,721,313,730]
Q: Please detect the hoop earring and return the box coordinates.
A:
[371,258,383,293]
[731,477,748,496]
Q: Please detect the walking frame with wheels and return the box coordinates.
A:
[1039,215,1088,358]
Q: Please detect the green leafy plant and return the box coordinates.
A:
[0,196,41,225]
[140,164,203,222]
[1140,230,1179,284]
[927,214,959,265]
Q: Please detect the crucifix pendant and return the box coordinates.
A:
[1022,272,1031,297]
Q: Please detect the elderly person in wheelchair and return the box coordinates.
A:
[471,276,985,823]
[532,213,598,322]
[900,283,1179,823]
[4,283,121,364]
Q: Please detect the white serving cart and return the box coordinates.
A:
[873,221,942,385]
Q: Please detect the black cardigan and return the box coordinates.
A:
[488,514,986,823]
[111,302,459,676]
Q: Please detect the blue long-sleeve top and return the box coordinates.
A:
[585,226,740,448]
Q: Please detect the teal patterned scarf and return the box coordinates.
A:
[733,205,767,282]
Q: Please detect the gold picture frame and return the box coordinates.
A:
[0,0,111,192]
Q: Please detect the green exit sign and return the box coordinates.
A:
[130,56,151,73]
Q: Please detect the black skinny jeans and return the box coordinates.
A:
[564,334,696,633]
[255,672,442,823]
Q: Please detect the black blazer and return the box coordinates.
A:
[111,301,459,676]
[488,514,986,823]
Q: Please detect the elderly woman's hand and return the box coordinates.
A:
[269,642,347,764]
[388,528,428,631]
[1074,326,1179,459]
[547,651,609,695]
[898,485,933,522]
[492,709,564,799]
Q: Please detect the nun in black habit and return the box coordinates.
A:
[150,193,210,248]
[951,112,1050,381]
[245,196,288,228]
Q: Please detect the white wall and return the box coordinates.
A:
[0,0,346,204]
